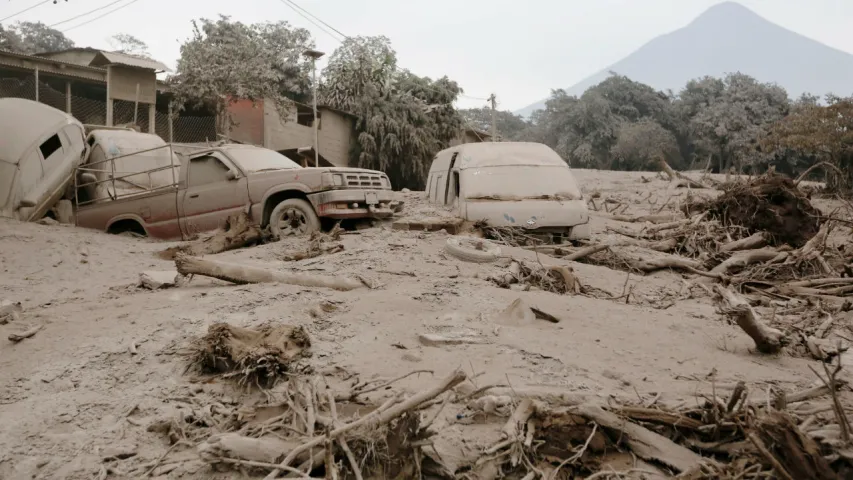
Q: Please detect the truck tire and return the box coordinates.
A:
[269,198,320,238]
[444,236,502,263]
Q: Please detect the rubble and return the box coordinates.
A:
[4,169,853,479]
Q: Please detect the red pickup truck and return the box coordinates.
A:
[75,134,396,240]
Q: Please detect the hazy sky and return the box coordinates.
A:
[3,0,852,111]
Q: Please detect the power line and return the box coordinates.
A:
[277,0,343,44]
[278,0,491,103]
[61,0,141,33]
[0,0,53,24]
[50,0,127,28]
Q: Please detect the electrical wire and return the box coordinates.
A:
[0,0,53,24]
[278,0,491,103]
[61,0,141,33]
[50,0,127,28]
[277,0,344,44]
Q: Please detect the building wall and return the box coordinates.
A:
[108,65,156,104]
[262,99,353,168]
[37,51,98,67]
[226,99,264,145]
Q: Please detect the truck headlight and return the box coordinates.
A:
[381,176,391,189]
[333,174,344,186]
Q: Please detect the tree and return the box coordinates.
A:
[108,33,150,58]
[5,21,74,54]
[762,97,853,189]
[321,36,463,189]
[611,118,681,171]
[458,107,530,141]
[169,16,313,134]
[0,24,23,52]
[686,73,789,172]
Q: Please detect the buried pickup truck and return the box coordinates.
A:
[75,133,396,240]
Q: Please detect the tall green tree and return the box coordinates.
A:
[321,36,463,189]
[169,16,313,134]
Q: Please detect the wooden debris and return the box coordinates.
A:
[392,217,464,234]
[714,285,785,354]
[8,324,42,342]
[160,212,270,259]
[174,254,366,291]
[0,300,23,325]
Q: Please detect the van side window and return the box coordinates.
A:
[39,134,62,161]
[188,155,230,187]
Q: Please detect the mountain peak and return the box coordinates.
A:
[689,2,765,27]
[515,2,853,117]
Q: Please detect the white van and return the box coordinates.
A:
[425,142,590,240]
[0,98,88,221]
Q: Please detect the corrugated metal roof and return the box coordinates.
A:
[0,48,107,81]
[90,51,171,72]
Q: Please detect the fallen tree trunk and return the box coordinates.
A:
[175,254,365,291]
[714,285,785,354]
[161,212,269,259]
[704,248,782,281]
[607,237,678,253]
[594,213,681,224]
[575,404,708,473]
[719,232,770,252]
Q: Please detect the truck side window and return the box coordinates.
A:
[188,155,230,187]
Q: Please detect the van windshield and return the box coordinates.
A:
[461,165,582,200]
[227,147,301,173]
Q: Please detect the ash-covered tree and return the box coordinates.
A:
[610,118,681,171]
[320,36,463,189]
[1,21,74,54]
[685,73,789,172]
[108,33,150,58]
[458,107,530,141]
[762,96,853,190]
[169,16,313,134]
[0,25,23,51]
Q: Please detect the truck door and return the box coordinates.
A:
[179,152,249,237]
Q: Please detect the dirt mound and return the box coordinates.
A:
[692,175,822,248]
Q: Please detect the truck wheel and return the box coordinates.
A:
[269,198,320,238]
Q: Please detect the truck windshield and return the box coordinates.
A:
[227,148,302,173]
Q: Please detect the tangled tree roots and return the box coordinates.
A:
[689,174,822,248]
[189,323,311,387]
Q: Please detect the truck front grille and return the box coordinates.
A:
[345,173,384,188]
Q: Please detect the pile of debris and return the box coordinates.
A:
[104,319,853,479]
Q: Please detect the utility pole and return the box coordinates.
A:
[487,93,497,142]
[303,49,325,167]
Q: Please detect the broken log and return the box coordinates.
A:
[161,212,269,259]
[594,213,681,224]
[174,254,365,291]
[607,237,678,253]
[714,285,785,354]
[719,232,770,252]
[704,248,781,280]
[575,404,708,473]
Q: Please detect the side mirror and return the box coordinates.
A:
[225,170,237,181]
